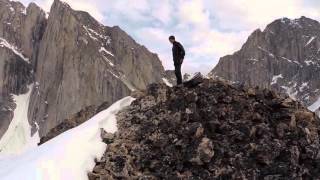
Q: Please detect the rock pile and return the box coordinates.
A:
[90,78,320,179]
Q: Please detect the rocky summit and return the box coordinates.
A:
[89,78,320,179]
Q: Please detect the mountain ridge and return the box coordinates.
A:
[0,0,165,146]
[210,16,320,116]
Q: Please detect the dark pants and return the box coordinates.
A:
[174,63,182,85]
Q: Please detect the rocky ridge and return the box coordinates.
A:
[90,78,320,179]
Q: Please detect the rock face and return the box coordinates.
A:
[210,16,320,113]
[90,79,320,179]
[0,0,165,139]
[0,0,46,138]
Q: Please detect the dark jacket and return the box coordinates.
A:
[172,41,185,65]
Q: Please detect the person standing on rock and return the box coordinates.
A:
[169,35,185,85]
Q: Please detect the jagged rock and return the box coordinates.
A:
[27,0,165,137]
[210,16,320,115]
[101,131,115,144]
[0,0,166,139]
[91,78,320,179]
[0,0,46,138]
[190,137,214,165]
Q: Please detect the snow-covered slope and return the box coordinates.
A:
[0,85,37,155]
[0,96,134,180]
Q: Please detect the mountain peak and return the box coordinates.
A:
[211,16,320,114]
[266,16,320,31]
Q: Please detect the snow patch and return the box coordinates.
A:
[271,74,283,85]
[0,85,39,156]
[309,97,320,112]
[258,46,275,58]
[83,26,98,41]
[107,70,119,79]
[83,26,110,42]
[45,12,49,19]
[0,37,29,63]
[305,60,315,66]
[305,36,316,47]
[99,47,114,57]
[280,57,302,66]
[0,96,135,180]
[101,56,114,67]
[281,18,303,28]
[87,28,108,40]
[248,58,259,64]
[162,78,173,87]
[299,82,309,92]
[281,83,298,100]
[120,76,136,91]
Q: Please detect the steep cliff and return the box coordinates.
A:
[210,16,320,113]
[27,0,165,137]
[0,0,46,138]
[0,0,165,142]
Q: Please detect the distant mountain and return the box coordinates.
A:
[0,0,165,151]
[210,16,320,116]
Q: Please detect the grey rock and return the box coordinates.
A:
[210,16,320,113]
[0,0,165,139]
[0,0,46,138]
[27,0,165,137]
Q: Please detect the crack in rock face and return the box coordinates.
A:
[90,78,320,179]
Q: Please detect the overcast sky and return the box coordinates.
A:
[21,0,320,74]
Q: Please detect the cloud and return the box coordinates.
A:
[205,0,320,30]
[21,0,320,74]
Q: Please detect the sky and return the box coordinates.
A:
[21,0,320,74]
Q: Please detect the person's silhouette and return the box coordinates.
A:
[169,35,185,85]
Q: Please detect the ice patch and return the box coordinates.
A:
[0,37,29,62]
[162,78,173,87]
[0,85,39,156]
[0,97,135,180]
